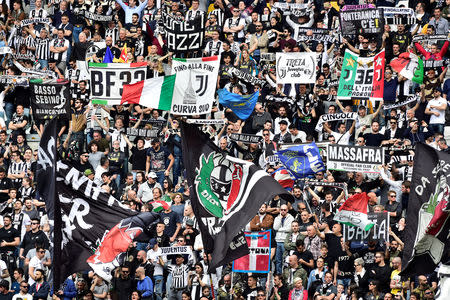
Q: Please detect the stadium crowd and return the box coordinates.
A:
[0,0,448,299]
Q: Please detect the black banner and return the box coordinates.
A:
[13,53,35,60]
[228,67,266,86]
[30,80,71,120]
[295,28,336,44]
[181,122,293,269]
[402,143,450,276]
[229,133,263,144]
[412,34,448,42]
[343,212,389,242]
[162,12,205,52]
[340,8,384,37]
[126,128,160,138]
[84,11,113,22]
[265,95,295,106]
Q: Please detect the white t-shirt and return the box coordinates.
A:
[12,293,33,300]
[147,248,167,276]
[331,131,351,145]
[427,97,447,125]
[28,256,44,285]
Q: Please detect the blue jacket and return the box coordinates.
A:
[137,276,153,298]
[30,281,50,300]
[51,278,77,300]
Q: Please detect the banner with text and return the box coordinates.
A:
[162,12,205,52]
[315,112,357,132]
[171,56,220,115]
[337,49,385,101]
[30,80,71,120]
[233,230,271,273]
[343,212,389,242]
[229,133,263,144]
[340,8,383,37]
[157,246,193,256]
[276,52,317,84]
[327,144,385,173]
[89,62,147,105]
[295,28,336,44]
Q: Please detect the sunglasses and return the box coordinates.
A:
[263,133,270,136]
[31,222,39,225]
[122,270,129,273]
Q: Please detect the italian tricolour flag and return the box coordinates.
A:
[121,74,186,110]
[334,192,375,231]
[390,52,424,84]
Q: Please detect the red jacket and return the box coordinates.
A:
[414,40,449,61]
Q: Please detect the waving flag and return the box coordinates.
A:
[218,89,259,120]
[272,167,295,190]
[150,195,173,212]
[233,231,272,273]
[121,73,187,111]
[114,43,128,63]
[402,143,450,276]
[334,192,375,231]
[276,143,325,178]
[181,122,293,269]
[102,47,114,63]
[390,52,424,84]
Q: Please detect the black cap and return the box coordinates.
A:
[279,120,288,125]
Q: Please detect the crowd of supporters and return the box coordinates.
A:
[0,0,448,299]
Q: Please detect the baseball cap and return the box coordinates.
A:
[279,120,288,125]
[151,138,161,144]
[148,172,158,179]
[433,86,442,93]
[148,238,157,248]
[84,169,93,176]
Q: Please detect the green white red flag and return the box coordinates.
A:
[390,52,424,84]
[334,192,375,231]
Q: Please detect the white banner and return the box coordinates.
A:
[157,246,192,256]
[171,56,220,115]
[89,62,147,105]
[0,47,12,55]
[315,112,358,132]
[327,144,385,173]
[276,52,317,84]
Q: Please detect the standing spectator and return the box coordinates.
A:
[135,267,153,300]
[159,205,182,243]
[147,239,166,300]
[273,204,294,274]
[282,254,308,290]
[7,151,27,189]
[314,272,337,300]
[89,274,107,300]
[29,269,50,300]
[145,138,174,188]
[0,215,20,275]
[425,87,447,134]
[112,265,134,300]
[369,252,391,293]
[269,273,289,300]
[167,255,189,300]
[12,281,31,300]
[288,277,308,300]
[0,280,13,300]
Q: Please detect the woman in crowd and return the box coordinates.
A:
[288,277,308,300]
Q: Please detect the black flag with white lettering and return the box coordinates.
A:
[402,143,450,276]
[30,79,71,120]
[36,118,61,288]
[181,122,293,269]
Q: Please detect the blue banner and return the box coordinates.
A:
[276,142,325,178]
[218,89,259,120]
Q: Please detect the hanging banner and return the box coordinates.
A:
[383,95,419,110]
[20,18,51,26]
[30,80,71,120]
[229,133,263,144]
[315,112,357,132]
[337,49,385,101]
[339,8,384,37]
[276,52,317,84]
[89,62,147,105]
[228,67,266,86]
[265,95,295,106]
[380,7,416,25]
[0,75,29,86]
[343,212,389,242]
[341,4,376,11]
[13,60,57,78]
[232,230,271,273]
[185,119,226,125]
[327,144,385,173]
[295,28,336,43]
[162,12,205,52]
[13,53,35,60]
[413,34,448,43]
[84,11,113,22]
[260,53,276,62]
[126,128,160,138]
[170,56,219,115]
[272,2,312,17]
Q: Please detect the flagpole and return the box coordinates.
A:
[205,255,216,300]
